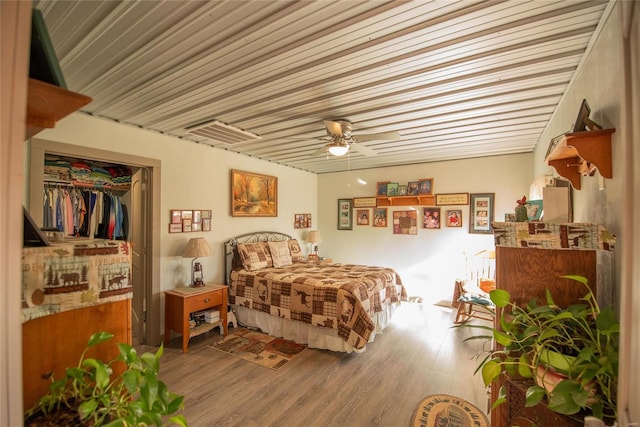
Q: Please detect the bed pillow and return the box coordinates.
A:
[287,239,305,262]
[237,242,273,271]
[268,241,293,267]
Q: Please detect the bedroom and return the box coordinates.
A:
[2,1,638,426]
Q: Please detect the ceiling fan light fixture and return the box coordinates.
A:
[328,142,349,156]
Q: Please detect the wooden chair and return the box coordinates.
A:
[453,279,495,324]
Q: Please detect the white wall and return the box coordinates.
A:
[533,5,622,229]
[532,5,624,298]
[34,113,318,290]
[531,4,639,419]
[317,153,532,302]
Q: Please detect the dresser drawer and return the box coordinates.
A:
[185,290,223,312]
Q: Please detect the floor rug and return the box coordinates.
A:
[411,394,489,427]
[208,328,307,370]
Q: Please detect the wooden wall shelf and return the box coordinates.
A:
[26,78,92,139]
[545,128,615,190]
[376,195,435,206]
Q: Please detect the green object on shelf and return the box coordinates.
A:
[515,204,528,222]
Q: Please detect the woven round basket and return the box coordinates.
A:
[411,394,489,427]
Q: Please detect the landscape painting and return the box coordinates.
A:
[231,169,278,217]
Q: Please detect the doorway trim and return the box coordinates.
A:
[27,138,162,346]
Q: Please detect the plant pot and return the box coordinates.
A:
[534,365,567,392]
[534,365,598,406]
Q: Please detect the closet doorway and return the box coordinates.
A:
[28,139,162,346]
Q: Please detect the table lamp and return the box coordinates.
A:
[306,230,322,258]
[183,237,211,287]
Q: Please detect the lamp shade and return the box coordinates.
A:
[327,142,349,156]
[306,231,322,244]
[183,237,211,258]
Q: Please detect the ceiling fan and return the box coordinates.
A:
[313,120,401,157]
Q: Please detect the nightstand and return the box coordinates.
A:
[308,257,332,264]
[164,284,228,353]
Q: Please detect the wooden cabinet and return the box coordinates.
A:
[21,240,133,410]
[494,246,612,308]
[491,245,613,426]
[164,284,228,353]
[23,300,131,410]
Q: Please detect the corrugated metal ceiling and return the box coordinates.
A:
[33,0,612,173]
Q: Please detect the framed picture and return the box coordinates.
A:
[353,197,377,208]
[418,178,434,195]
[169,223,182,233]
[469,193,495,234]
[181,210,193,221]
[373,208,387,227]
[393,210,418,235]
[435,193,469,206]
[446,210,462,227]
[386,182,399,196]
[398,184,408,196]
[294,213,312,229]
[504,213,517,222]
[407,181,419,195]
[423,207,441,229]
[356,209,370,225]
[376,181,390,196]
[192,222,201,232]
[202,218,211,231]
[182,219,192,232]
[526,199,543,221]
[171,210,182,224]
[231,169,278,217]
[193,210,201,223]
[337,198,353,230]
[201,210,212,219]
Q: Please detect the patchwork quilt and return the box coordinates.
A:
[230,263,407,350]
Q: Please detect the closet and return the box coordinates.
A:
[42,154,133,240]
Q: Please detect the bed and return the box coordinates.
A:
[224,231,407,353]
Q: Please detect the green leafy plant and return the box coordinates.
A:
[462,275,619,423]
[25,332,188,427]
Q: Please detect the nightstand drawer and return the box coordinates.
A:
[185,290,223,312]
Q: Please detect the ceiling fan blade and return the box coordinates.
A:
[312,146,328,156]
[350,143,376,156]
[354,131,401,142]
[323,120,344,137]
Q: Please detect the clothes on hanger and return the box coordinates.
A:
[43,184,128,240]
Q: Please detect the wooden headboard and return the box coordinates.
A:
[223,231,293,284]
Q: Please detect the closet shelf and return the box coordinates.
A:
[44,179,131,192]
[545,128,615,190]
[376,195,435,206]
[26,78,92,139]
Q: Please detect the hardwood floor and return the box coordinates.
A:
[142,300,491,427]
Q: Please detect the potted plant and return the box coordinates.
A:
[25,332,188,427]
[462,275,619,424]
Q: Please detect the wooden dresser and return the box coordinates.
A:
[22,240,132,409]
[490,222,614,427]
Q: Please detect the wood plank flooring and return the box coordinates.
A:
[140,301,491,427]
